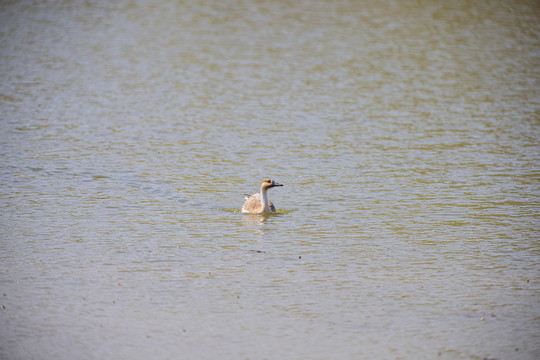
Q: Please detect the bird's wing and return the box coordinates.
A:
[242,193,261,212]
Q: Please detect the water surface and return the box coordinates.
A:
[1,0,539,359]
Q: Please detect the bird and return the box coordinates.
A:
[241,178,283,214]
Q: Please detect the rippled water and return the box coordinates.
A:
[1,0,539,359]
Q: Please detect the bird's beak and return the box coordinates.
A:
[273,182,283,187]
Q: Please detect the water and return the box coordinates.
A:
[1,0,539,359]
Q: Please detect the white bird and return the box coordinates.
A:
[241,178,283,214]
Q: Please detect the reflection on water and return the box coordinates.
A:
[242,214,270,235]
[1,0,539,359]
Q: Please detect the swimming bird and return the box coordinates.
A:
[241,178,283,214]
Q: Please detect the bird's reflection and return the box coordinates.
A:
[242,213,272,236]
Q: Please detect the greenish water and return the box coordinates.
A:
[1,0,539,359]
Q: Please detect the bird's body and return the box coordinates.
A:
[241,179,283,214]
[242,193,276,213]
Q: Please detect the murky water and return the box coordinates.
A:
[1,0,539,359]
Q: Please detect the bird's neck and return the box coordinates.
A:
[260,187,270,212]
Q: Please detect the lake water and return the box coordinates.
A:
[1,0,539,359]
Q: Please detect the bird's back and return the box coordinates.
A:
[242,193,276,213]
